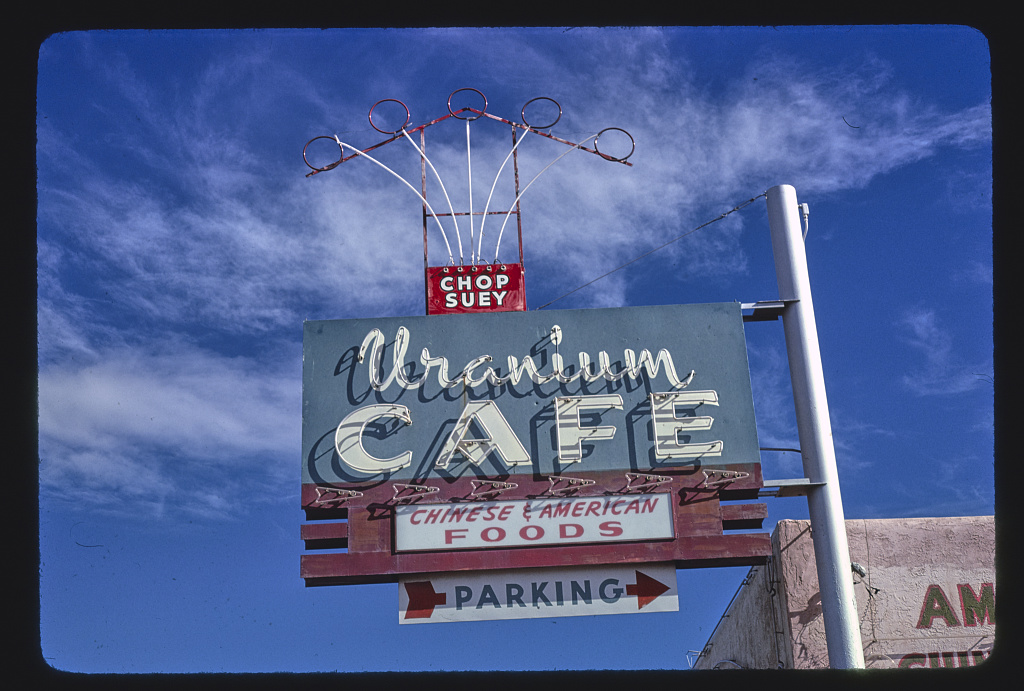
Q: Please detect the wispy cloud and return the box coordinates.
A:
[38,30,992,327]
[36,28,991,514]
[897,308,992,396]
[885,455,994,519]
[954,259,993,287]
[38,339,300,515]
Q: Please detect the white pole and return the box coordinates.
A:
[766,184,865,669]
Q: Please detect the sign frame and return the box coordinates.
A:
[393,493,676,552]
[425,262,526,315]
[301,302,771,586]
[398,562,679,624]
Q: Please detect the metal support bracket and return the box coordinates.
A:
[545,475,597,497]
[758,478,827,498]
[314,486,364,506]
[623,472,673,493]
[469,480,519,500]
[391,483,440,504]
[741,299,799,322]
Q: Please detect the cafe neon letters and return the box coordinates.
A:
[334,324,723,475]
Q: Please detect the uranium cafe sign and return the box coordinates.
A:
[301,302,771,597]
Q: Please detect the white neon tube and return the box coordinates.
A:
[477,126,532,263]
[400,129,464,265]
[335,136,456,265]
[492,132,600,263]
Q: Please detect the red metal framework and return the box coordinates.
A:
[303,89,634,315]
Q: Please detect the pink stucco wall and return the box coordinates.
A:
[693,516,995,669]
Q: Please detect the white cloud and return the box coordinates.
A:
[40,343,299,458]
[38,340,301,514]
[955,260,993,286]
[35,28,992,513]
[897,308,991,396]
[38,30,992,328]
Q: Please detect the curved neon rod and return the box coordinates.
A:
[466,120,475,263]
[358,324,698,392]
[492,132,601,264]
[400,128,464,265]
[477,125,533,263]
[335,136,455,265]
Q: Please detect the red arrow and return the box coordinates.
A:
[404,581,447,619]
[625,570,670,609]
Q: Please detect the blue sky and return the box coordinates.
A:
[35,26,993,673]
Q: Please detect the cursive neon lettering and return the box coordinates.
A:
[356,325,695,392]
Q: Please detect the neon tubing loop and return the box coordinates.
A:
[449,88,487,264]
[492,131,601,264]
[447,87,487,121]
[369,99,462,265]
[302,135,344,173]
[332,135,455,265]
[477,98,559,263]
[477,125,532,263]
[593,127,635,162]
[399,127,464,265]
[368,99,411,135]
[521,97,562,130]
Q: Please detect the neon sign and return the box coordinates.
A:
[334,389,723,475]
[303,302,760,484]
[300,303,769,585]
[355,323,696,391]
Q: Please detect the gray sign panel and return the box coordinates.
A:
[302,303,760,486]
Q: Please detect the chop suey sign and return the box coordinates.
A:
[302,303,761,485]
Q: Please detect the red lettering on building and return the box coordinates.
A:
[898,650,990,668]
[445,528,468,544]
[520,525,544,541]
[559,523,584,538]
[481,526,506,542]
[446,507,470,523]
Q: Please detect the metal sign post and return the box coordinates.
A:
[766,184,865,669]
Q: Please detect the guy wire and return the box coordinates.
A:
[534,192,767,311]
